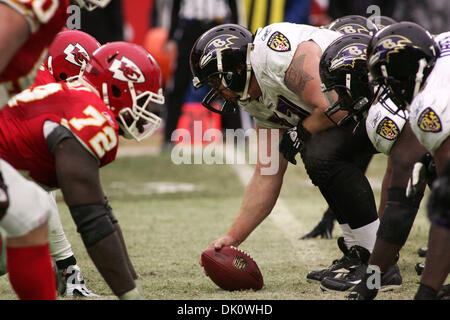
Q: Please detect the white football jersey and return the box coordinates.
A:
[365,96,408,155]
[238,23,341,129]
[409,31,450,155]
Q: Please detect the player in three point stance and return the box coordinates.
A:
[0,0,112,300]
[301,15,391,240]
[0,41,165,299]
[316,31,439,295]
[366,22,450,300]
[0,29,103,298]
[191,23,381,285]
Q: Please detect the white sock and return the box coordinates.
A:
[339,223,358,250]
[47,191,74,261]
[351,219,380,253]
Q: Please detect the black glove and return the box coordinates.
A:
[279,122,311,165]
[0,172,9,220]
[300,209,335,239]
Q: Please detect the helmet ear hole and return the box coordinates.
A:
[112,85,121,98]
[59,73,67,81]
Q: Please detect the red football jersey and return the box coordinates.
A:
[0,0,69,105]
[0,82,119,189]
[34,65,57,86]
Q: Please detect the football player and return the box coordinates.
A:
[44,29,101,297]
[317,32,432,296]
[191,23,381,287]
[301,15,382,240]
[0,0,111,299]
[367,22,450,300]
[0,0,69,300]
[0,41,165,299]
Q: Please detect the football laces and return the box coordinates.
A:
[230,246,254,261]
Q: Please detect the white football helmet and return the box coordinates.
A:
[74,0,111,11]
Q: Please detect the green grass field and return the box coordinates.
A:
[0,140,442,300]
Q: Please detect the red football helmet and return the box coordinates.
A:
[81,41,165,141]
[73,0,111,11]
[46,30,101,81]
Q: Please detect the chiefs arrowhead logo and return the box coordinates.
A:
[109,56,145,83]
[64,43,90,67]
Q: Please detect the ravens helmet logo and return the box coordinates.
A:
[337,23,370,35]
[329,43,367,71]
[200,34,239,69]
[369,35,412,65]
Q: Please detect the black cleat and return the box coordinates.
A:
[415,262,425,276]
[346,263,402,299]
[417,246,427,258]
[323,257,402,293]
[306,237,360,282]
[437,284,450,300]
[320,246,370,292]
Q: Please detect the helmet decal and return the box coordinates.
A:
[336,23,370,35]
[369,35,412,65]
[329,43,367,71]
[267,31,291,52]
[200,34,239,69]
[64,43,90,67]
[109,56,145,83]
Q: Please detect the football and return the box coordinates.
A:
[201,246,264,291]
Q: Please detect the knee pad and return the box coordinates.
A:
[69,203,117,248]
[377,188,420,246]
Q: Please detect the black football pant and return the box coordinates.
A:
[300,121,379,229]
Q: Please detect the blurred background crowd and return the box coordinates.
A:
[77,0,450,150]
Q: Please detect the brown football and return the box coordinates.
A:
[201,246,263,291]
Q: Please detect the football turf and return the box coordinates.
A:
[0,140,441,300]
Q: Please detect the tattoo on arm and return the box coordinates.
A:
[285,54,314,97]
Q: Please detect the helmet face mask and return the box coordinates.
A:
[322,83,370,125]
[116,82,164,141]
[73,0,111,11]
[81,42,165,142]
[190,24,254,115]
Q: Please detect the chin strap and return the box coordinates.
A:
[239,43,254,102]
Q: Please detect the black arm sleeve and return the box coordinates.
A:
[46,124,76,155]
